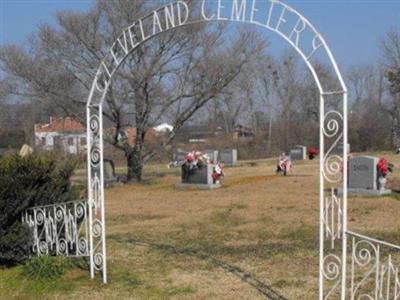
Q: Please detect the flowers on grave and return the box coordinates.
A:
[212,162,224,184]
[276,153,292,176]
[182,151,209,183]
[181,151,224,184]
[184,151,208,169]
[307,147,319,160]
[377,158,394,178]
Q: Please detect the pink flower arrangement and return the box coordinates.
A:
[212,162,224,184]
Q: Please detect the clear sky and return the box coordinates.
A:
[0,0,399,72]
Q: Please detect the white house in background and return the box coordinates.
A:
[34,117,86,155]
[153,123,173,134]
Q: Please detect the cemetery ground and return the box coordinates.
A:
[2,152,400,299]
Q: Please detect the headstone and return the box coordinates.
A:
[204,149,219,162]
[349,156,378,190]
[176,164,221,189]
[339,155,392,196]
[289,145,306,160]
[218,149,238,166]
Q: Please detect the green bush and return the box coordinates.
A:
[0,154,77,266]
[22,255,73,280]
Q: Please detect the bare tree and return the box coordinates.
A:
[347,64,391,151]
[380,28,400,148]
[0,0,267,181]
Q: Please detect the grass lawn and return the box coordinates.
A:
[2,152,400,299]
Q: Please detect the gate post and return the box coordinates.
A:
[319,92,348,299]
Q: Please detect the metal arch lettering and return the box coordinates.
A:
[84,0,351,298]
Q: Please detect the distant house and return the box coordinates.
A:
[153,123,173,134]
[34,117,86,154]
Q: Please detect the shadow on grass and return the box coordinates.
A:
[109,234,288,300]
[109,236,287,300]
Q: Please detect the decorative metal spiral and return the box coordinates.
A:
[38,240,49,255]
[90,147,101,166]
[36,209,45,226]
[78,237,88,254]
[58,238,68,255]
[90,115,100,135]
[92,220,103,238]
[94,253,104,270]
[323,154,343,183]
[75,202,86,219]
[322,254,342,281]
[353,240,377,267]
[323,110,343,138]
[55,206,65,222]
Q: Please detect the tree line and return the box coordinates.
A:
[0,0,399,181]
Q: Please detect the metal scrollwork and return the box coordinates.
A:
[89,115,100,135]
[23,201,90,257]
[349,232,400,300]
[90,147,101,167]
[323,110,343,139]
[323,254,342,281]
[323,154,343,183]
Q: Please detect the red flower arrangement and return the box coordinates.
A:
[307,147,319,160]
[377,158,392,177]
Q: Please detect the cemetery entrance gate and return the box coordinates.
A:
[23,1,400,299]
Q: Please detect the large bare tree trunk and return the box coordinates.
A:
[127,147,143,182]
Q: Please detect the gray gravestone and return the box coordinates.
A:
[176,164,221,189]
[339,155,392,196]
[218,149,237,166]
[204,150,219,162]
[173,151,187,163]
[289,145,306,160]
[349,156,378,190]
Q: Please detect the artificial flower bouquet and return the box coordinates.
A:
[377,158,394,178]
[307,147,319,160]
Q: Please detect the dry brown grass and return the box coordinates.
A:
[2,152,400,299]
[101,153,400,299]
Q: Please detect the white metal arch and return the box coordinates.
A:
[86,1,348,298]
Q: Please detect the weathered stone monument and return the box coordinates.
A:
[218,149,237,166]
[289,145,307,160]
[344,155,391,196]
[176,164,221,189]
[204,149,219,162]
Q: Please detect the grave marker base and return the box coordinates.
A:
[175,183,221,190]
[338,187,392,196]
